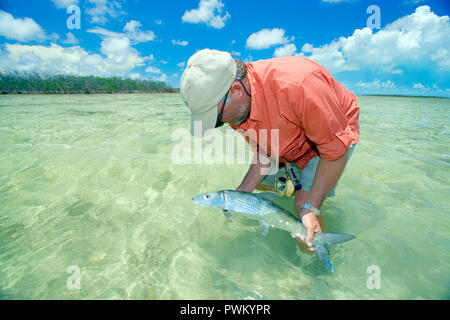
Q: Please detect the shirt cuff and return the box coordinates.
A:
[316,128,354,161]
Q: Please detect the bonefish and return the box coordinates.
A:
[192,190,356,272]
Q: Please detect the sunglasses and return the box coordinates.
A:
[215,80,251,128]
[215,90,229,128]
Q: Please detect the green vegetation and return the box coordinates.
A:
[0,72,179,94]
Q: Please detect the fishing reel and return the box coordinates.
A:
[256,163,302,197]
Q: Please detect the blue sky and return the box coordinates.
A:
[0,0,449,96]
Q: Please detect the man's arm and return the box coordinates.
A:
[236,152,273,192]
[306,149,349,209]
[299,149,349,243]
[295,71,356,244]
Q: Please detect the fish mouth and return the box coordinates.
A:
[191,196,204,206]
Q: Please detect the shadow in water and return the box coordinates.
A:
[62,109,116,116]
[65,200,95,216]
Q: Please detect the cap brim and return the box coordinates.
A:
[190,106,218,137]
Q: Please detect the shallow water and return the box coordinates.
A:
[0,93,448,299]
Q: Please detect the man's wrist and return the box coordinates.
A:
[299,203,321,221]
[299,208,313,221]
[302,203,321,216]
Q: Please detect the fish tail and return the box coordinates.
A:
[314,241,334,272]
[313,232,356,272]
[315,232,356,246]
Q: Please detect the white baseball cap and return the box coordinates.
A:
[180,49,236,137]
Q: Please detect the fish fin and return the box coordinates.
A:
[315,232,356,246]
[222,209,232,220]
[260,222,270,236]
[314,241,334,272]
[256,192,279,203]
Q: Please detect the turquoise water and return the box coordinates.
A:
[0,93,448,299]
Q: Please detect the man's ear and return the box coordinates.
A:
[230,81,243,97]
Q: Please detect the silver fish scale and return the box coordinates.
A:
[223,190,305,236]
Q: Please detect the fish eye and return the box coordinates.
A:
[206,194,210,199]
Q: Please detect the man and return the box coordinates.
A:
[180,49,359,250]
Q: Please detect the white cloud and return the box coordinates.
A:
[151,73,167,82]
[246,28,293,50]
[86,27,120,38]
[301,43,313,53]
[145,66,162,74]
[176,61,186,68]
[430,49,450,69]
[85,0,124,25]
[128,72,144,80]
[231,51,240,57]
[402,0,426,4]
[51,0,79,8]
[123,20,155,43]
[0,10,159,81]
[345,79,449,97]
[154,19,163,25]
[301,6,450,73]
[274,44,297,57]
[0,41,145,77]
[61,32,79,45]
[0,10,47,42]
[88,20,155,44]
[171,39,189,46]
[159,59,168,64]
[182,0,231,29]
[100,37,131,57]
[243,54,253,63]
[354,79,396,89]
[48,33,60,42]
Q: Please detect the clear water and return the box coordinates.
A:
[0,94,448,299]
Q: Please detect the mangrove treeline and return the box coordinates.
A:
[0,73,179,94]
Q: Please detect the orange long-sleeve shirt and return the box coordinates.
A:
[230,56,360,169]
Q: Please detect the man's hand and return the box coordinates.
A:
[236,152,272,193]
[235,186,251,192]
[292,210,323,252]
[301,211,323,244]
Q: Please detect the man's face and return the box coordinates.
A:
[216,80,251,126]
